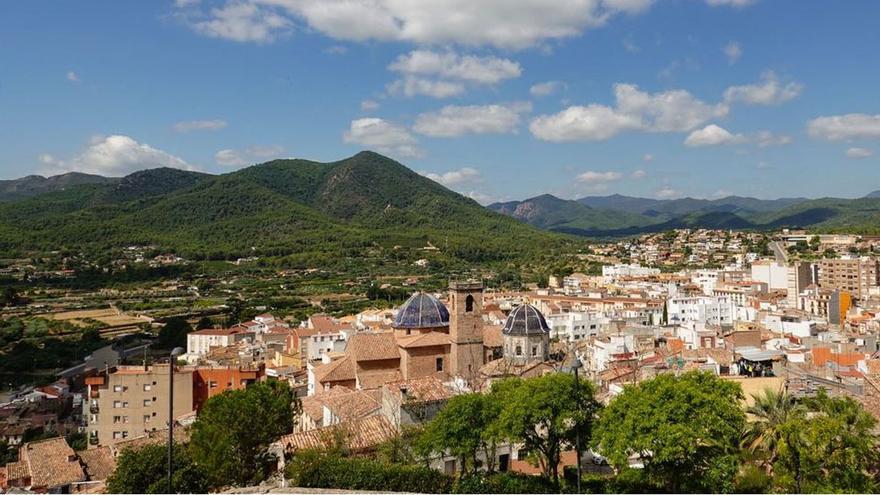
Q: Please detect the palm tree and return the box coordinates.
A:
[742,388,806,468]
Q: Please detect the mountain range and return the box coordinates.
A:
[489,191,880,236]
[0,152,566,262]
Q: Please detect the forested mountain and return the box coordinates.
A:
[0,172,116,202]
[0,151,569,262]
[490,192,880,236]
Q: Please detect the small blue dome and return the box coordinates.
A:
[393,292,450,329]
[502,304,551,336]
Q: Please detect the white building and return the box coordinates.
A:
[185,328,246,363]
[602,264,661,279]
[750,260,788,291]
[545,312,607,342]
[666,295,743,327]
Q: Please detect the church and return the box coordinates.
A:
[308,281,555,395]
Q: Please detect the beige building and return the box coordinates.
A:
[786,262,814,308]
[84,365,193,447]
[818,257,879,299]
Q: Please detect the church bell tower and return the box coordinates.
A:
[448,280,485,382]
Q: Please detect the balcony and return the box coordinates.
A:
[90,403,100,414]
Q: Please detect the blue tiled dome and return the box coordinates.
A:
[502,304,551,336]
[393,292,450,329]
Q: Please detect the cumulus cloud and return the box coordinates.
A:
[530,81,564,97]
[845,147,874,159]
[463,190,495,205]
[723,71,803,105]
[422,167,482,186]
[39,135,193,176]
[631,169,646,179]
[656,186,681,199]
[642,153,654,162]
[413,102,531,137]
[576,170,623,183]
[807,114,880,141]
[754,131,793,147]
[192,1,292,43]
[360,100,380,111]
[530,83,728,141]
[214,145,285,167]
[186,0,655,49]
[343,118,423,158]
[684,124,747,147]
[723,41,742,65]
[386,78,465,99]
[66,71,80,82]
[173,119,228,132]
[387,50,521,98]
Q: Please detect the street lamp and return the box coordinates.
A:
[571,357,583,493]
[168,347,184,494]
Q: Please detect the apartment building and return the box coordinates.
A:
[786,262,814,308]
[84,365,193,448]
[818,257,880,299]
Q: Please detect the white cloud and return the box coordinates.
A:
[723,71,803,105]
[723,41,742,65]
[173,119,228,132]
[684,124,747,147]
[530,83,728,141]
[622,35,640,53]
[66,71,80,82]
[192,1,292,43]
[631,169,646,179]
[176,0,201,7]
[214,145,285,167]
[229,0,656,50]
[40,135,193,176]
[845,147,874,159]
[705,0,758,6]
[386,78,465,98]
[343,118,423,158]
[656,186,681,199]
[389,50,521,85]
[807,114,880,141]
[754,131,792,147]
[530,81,564,97]
[324,45,348,54]
[423,167,482,186]
[360,100,380,111]
[642,153,654,162]
[576,170,623,183]
[464,190,495,205]
[413,102,531,137]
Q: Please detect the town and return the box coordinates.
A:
[1,228,878,493]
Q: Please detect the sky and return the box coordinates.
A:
[1,0,879,203]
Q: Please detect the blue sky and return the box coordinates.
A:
[1,0,879,203]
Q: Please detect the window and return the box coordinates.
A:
[515,345,522,356]
[113,400,123,408]
[144,415,151,423]
[465,294,474,312]
[113,385,126,392]
[143,399,152,407]
[436,357,444,372]
[143,384,152,392]
[112,431,129,440]
[113,416,122,423]
[209,381,218,389]
[532,345,538,357]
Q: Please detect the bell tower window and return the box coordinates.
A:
[465,294,474,313]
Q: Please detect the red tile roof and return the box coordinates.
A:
[347,333,400,362]
[278,415,396,453]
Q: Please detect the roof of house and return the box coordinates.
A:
[324,390,381,420]
[277,415,396,453]
[76,447,116,481]
[482,324,503,348]
[384,376,453,403]
[313,356,356,385]
[346,333,400,362]
[21,437,85,489]
[300,386,353,422]
[396,331,451,349]
[812,347,865,367]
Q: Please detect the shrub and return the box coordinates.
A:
[285,449,452,493]
[452,472,558,493]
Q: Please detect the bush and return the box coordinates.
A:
[286,449,452,493]
[452,472,558,493]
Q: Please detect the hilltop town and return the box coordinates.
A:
[1,227,879,492]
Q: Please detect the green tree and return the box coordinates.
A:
[593,371,745,492]
[190,380,298,488]
[773,391,878,493]
[493,373,599,485]
[195,316,214,330]
[742,388,806,469]
[106,443,208,494]
[153,317,191,350]
[422,392,502,475]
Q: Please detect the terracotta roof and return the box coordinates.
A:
[812,347,865,367]
[114,427,190,453]
[22,437,85,489]
[310,315,349,333]
[278,415,396,453]
[346,333,400,362]
[300,387,353,422]
[5,461,28,483]
[384,376,453,403]
[77,447,116,481]
[313,356,356,385]
[396,331,451,349]
[482,324,503,348]
[324,390,380,420]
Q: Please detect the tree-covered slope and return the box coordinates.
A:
[0,172,117,202]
